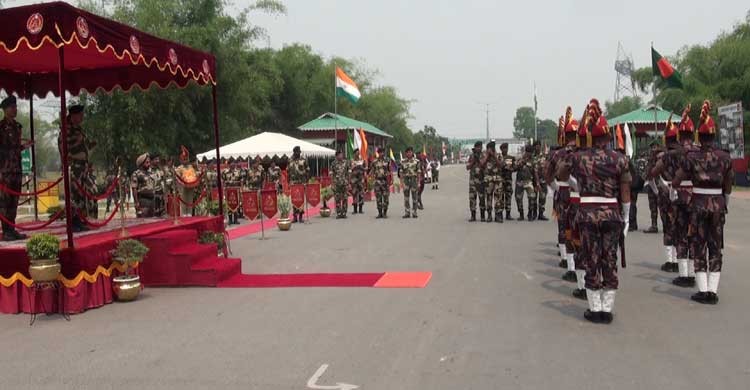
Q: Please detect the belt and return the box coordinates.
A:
[555,181,569,187]
[570,191,580,198]
[679,180,693,188]
[660,177,672,188]
[580,196,617,204]
[693,187,722,195]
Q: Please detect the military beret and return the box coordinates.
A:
[473,141,482,148]
[533,140,541,147]
[405,146,414,152]
[293,146,301,153]
[486,141,496,149]
[68,104,84,114]
[524,145,533,153]
[136,153,150,167]
[150,152,161,159]
[377,146,385,153]
[500,143,509,148]
[1,95,17,109]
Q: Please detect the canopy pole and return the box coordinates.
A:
[27,77,39,221]
[57,47,75,248]
[212,85,224,220]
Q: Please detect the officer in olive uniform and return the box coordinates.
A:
[466,141,485,222]
[0,96,29,241]
[533,141,549,221]
[330,151,351,219]
[150,153,165,217]
[369,147,391,218]
[267,160,282,193]
[131,153,156,218]
[399,147,422,218]
[59,104,97,232]
[288,146,310,222]
[498,143,516,221]
[515,145,538,221]
[350,150,366,214]
[481,141,505,223]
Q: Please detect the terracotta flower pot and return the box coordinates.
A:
[277,218,292,231]
[28,259,61,283]
[113,275,141,301]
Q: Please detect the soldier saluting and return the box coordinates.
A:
[558,99,631,324]
[466,141,485,222]
[59,104,96,232]
[0,96,30,241]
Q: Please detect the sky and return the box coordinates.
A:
[3,0,749,139]
[240,0,749,139]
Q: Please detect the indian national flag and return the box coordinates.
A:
[352,128,368,160]
[336,67,361,104]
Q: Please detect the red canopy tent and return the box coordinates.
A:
[0,1,225,248]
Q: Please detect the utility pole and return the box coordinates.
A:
[476,101,494,142]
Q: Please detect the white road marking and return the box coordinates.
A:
[307,364,359,390]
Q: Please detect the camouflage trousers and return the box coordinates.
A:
[374,179,389,210]
[658,192,675,246]
[691,210,725,272]
[351,180,364,206]
[333,184,348,216]
[580,220,622,290]
[483,180,502,214]
[535,181,547,213]
[403,177,418,215]
[469,181,485,212]
[515,180,536,213]
[501,179,513,212]
[565,201,582,259]
[136,195,155,218]
[71,164,97,219]
[647,188,659,226]
[555,189,570,244]
[674,203,692,259]
[0,173,21,232]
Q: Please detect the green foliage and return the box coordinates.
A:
[513,107,536,140]
[198,231,225,252]
[46,205,65,220]
[277,194,291,218]
[112,239,149,264]
[26,234,60,260]
[320,186,333,202]
[604,96,643,119]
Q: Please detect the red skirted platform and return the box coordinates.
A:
[0,216,232,314]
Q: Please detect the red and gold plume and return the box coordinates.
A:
[698,100,715,136]
[179,145,189,162]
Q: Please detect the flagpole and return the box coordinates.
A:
[334,63,339,156]
[651,42,658,139]
[533,82,538,142]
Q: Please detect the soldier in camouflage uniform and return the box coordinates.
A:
[288,146,310,222]
[417,153,428,210]
[558,99,631,324]
[515,145,538,221]
[643,142,662,233]
[0,96,29,241]
[399,147,422,218]
[330,151,351,219]
[648,113,683,273]
[369,147,391,218]
[499,143,516,220]
[244,157,264,191]
[267,160,282,193]
[532,141,549,221]
[466,141,485,222]
[223,162,243,225]
[350,150,366,214]
[629,150,646,231]
[150,153,165,217]
[131,153,156,218]
[59,104,97,232]
[481,141,504,223]
[673,100,733,304]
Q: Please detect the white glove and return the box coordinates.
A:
[669,188,678,202]
[725,194,730,208]
[569,176,579,192]
[648,179,658,194]
[621,202,631,237]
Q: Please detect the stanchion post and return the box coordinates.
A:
[258,190,265,240]
[117,163,128,238]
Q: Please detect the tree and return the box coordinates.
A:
[512,107,536,139]
[604,96,643,118]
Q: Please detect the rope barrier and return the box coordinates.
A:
[0,177,63,196]
[76,203,121,228]
[0,210,64,231]
[176,189,207,208]
[73,177,120,201]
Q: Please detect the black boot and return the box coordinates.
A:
[527,210,534,221]
[691,292,710,304]
[486,209,493,223]
[562,271,577,282]
[518,210,525,221]
[538,209,548,221]
[376,208,383,219]
[644,225,658,233]
[469,211,476,222]
[359,204,364,214]
[558,259,568,269]
[505,210,514,221]
[584,310,603,324]
[383,207,388,218]
[480,210,486,222]
[572,289,587,300]
[672,276,695,288]
[494,212,503,223]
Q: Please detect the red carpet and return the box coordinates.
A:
[217,271,432,288]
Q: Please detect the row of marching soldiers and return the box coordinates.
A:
[546,99,732,325]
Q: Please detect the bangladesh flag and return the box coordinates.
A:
[652,47,683,89]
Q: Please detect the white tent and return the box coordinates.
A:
[197,132,335,160]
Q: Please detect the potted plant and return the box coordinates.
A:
[319,186,333,218]
[199,231,226,256]
[277,194,292,231]
[26,233,61,283]
[46,205,64,220]
[110,239,149,301]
